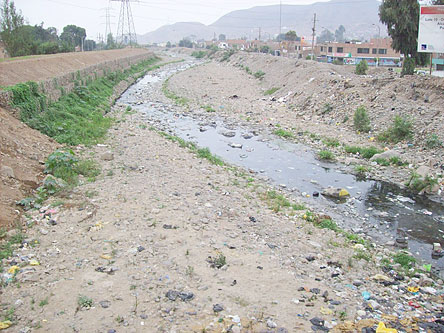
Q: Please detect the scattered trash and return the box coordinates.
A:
[362,291,371,300]
[0,321,12,330]
[376,322,397,333]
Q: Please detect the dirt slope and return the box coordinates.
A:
[0,48,151,86]
[168,52,444,189]
[0,107,58,228]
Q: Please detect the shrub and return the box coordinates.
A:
[254,70,265,79]
[401,57,415,77]
[221,49,235,62]
[355,60,368,75]
[191,50,206,59]
[321,103,333,114]
[264,87,279,96]
[353,106,371,132]
[274,128,293,139]
[426,134,442,148]
[344,146,382,159]
[378,115,413,143]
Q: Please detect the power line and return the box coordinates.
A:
[111,0,138,46]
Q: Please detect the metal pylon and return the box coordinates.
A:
[111,0,138,46]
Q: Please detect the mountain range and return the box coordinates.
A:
[138,0,385,44]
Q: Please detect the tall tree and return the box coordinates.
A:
[285,30,297,41]
[317,29,335,43]
[335,25,345,42]
[60,24,86,49]
[0,0,25,56]
[379,0,428,67]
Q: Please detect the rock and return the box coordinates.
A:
[416,165,432,178]
[310,317,325,327]
[0,165,15,178]
[178,292,194,301]
[221,131,236,138]
[370,150,400,161]
[99,300,111,308]
[353,280,364,287]
[213,304,224,312]
[322,187,350,199]
[101,152,114,161]
[267,319,277,328]
[228,143,243,149]
[306,255,316,262]
[166,290,179,301]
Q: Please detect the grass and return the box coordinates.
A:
[264,87,279,95]
[353,249,371,262]
[321,103,333,115]
[263,190,305,213]
[274,128,294,139]
[426,134,442,148]
[7,56,161,146]
[162,76,189,106]
[344,146,382,159]
[318,150,335,161]
[191,50,207,59]
[393,251,416,270]
[354,106,371,133]
[354,165,371,175]
[202,105,215,113]
[39,298,49,307]
[322,137,340,147]
[213,253,226,268]
[406,172,438,193]
[221,49,236,62]
[158,132,224,166]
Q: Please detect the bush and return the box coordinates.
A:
[378,115,413,143]
[401,57,415,76]
[353,106,371,132]
[254,70,265,79]
[355,60,368,75]
[426,134,442,148]
[344,146,382,159]
[220,49,235,62]
[191,50,206,59]
[318,150,335,160]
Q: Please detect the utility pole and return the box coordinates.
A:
[311,13,317,60]
[279,0,282,41]
[259,27,261,41]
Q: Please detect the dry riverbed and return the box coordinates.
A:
[1,60,444,332]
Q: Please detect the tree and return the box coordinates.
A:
[0,0,25,56]
[60,24,86,49]
[178,38,193,48]
[285,30,297,41]
[166,41,171,48]
[335,25,345,42]
[84,39,96,51]
[218,34,226,41]
[317,29,335,43]
[260,45,271,53]
[379,0,428,67]
[106,33,116,50]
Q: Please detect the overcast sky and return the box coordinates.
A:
[13,0,336,40]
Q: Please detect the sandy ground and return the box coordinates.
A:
[0,107,59,228]
[1,61,443,332]
[167,52,444,194]
[0,48,151,86]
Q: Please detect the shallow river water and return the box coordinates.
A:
[119,61,444,274]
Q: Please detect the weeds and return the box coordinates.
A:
[344,146,382,159]
[254,70,265,79]
[191,51,207,59]
[321,103,333,115]
[274,128,294,139]
[264,87,279,95]
[354,106,371,133]
[355,60,368,75]
[393,251,416,270]
[202,105,215,113]
[262,190,304,212]
[221,49,236,62]
[378,115,413,143]
[196,148,224,166]
[426,134,442,148]
[354,165,371,175]
[77,295,93,309]
[8,56,161,145]
[318,150,335,161]
[406,172,438,193]
[162,76,189,106]
[39,298,49,307]
[322,137,340,147]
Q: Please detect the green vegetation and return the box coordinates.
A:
[318,219,340,232]
[401,57,416,76]
[220,49,236,62]
[213,253,227,269]
[274,128,294,139]
[254,70,265,79]
[264,87,280,96]
[406,172,438,193]
[426,134,442,148]
[8,57,161,145]
[202,105,215,113]
[322,137,340,147]
[77,295,93,309]
[353,106,371,133]
[263,190,305,213]
[344,146,382,159]
[354,165,371,175]
[162,76,189,106]
[378,115,413,143]
[318,150,335,161]
[353,249,371,262]
[0,229,25,272]
[393,251,416,270]
[321,103,333,114]
[355,60,368,75]
[191,50,207,58]
[39,298,49,307]
[196,148,224,166]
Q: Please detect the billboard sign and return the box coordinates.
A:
[418,6,444,53]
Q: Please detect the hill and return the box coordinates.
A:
[139,0,384,44]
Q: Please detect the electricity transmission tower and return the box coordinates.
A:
[111,0,138,46]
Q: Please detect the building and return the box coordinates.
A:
[317,38,402,67]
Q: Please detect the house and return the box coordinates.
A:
[317,38,402,67]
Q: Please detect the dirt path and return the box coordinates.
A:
[1,60,443,333]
